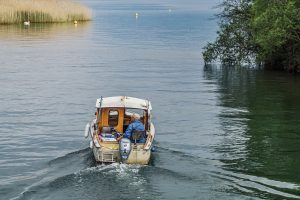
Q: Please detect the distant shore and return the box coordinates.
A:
[0,0,92,24]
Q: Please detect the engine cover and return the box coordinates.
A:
[119,138,131,161]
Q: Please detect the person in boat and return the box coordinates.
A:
[117,113,146,143]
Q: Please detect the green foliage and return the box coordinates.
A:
[203,0,300,72]
[252,0,300,64]
[203,0,256,65]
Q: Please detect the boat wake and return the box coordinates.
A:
[157,146,300,199]
[210,170,300,199]
[10,149,155,200]
[9,146,300,200]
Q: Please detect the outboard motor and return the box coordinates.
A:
[119,138,131,161]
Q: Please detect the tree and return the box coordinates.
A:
[203,0,255,66]
[203,0,300,72]
[251,0,300,71]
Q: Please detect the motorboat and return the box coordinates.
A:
[84,96,155,165]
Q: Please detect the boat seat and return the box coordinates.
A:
[131,130,145,144]
[132,130,144,140]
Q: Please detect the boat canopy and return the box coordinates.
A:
[96,96,152,110]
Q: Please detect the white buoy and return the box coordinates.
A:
[89,140,94,149]
[74,20,78,24]
[135,12,139,19]
[24,21,30,26]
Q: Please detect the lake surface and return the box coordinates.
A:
[1,0,300,199]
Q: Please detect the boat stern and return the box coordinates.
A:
[92,143,120,163]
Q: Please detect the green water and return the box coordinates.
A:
[205,66,300,198]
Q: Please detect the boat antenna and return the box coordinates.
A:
[100,96,103,108]
[147,99,149,109]
[96,96,103,125]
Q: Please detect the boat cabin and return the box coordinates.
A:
[95,96,152,136]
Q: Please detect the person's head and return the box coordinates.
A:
[131,113,140,121]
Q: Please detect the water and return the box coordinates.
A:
[1,0,300,199]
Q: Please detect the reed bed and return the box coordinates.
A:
[0,0,92,24]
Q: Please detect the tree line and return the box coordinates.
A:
[203,0,300,73]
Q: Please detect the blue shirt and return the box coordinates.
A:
[124,120,146,143]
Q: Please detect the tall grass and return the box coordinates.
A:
[0,0,92,24]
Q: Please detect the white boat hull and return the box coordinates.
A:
[92,144,151,165]
[91,123,155,165]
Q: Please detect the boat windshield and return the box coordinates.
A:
[125,108,144,118]
[124,108,146,131]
